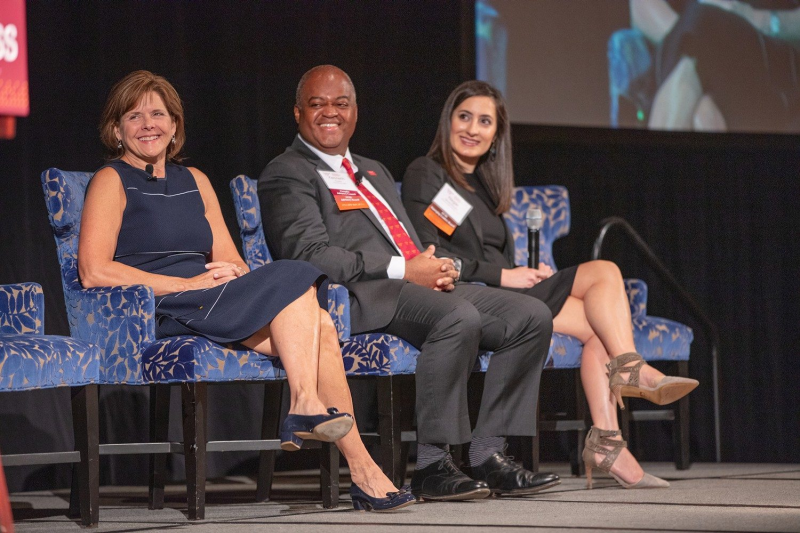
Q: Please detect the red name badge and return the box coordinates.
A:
[317,170,369,211]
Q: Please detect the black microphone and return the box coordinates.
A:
[145,164,156,181]
[353,170,364,186]
[526,207,543,268]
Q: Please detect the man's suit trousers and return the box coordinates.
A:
[374,282,553,444]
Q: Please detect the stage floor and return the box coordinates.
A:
[9,462,800,532]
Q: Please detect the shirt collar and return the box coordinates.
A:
[298,134,356,173]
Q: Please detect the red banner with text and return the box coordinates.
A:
[0,0,28,117]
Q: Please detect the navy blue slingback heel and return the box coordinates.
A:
[350,483,416,512]
[280,407,354,451]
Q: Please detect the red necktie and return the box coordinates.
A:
[341,158,419,260]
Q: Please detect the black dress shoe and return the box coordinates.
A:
[410,455,492,501]
[468,452,561,496]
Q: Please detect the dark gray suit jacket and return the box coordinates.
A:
[258,136,422,333]
[401,156,516,287]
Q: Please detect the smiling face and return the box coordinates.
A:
[294,68,357,156]
[114,91,177,166]
[449,95,498,173]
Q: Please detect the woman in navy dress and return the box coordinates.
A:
[78,70,413,511]
[402,81,699,490]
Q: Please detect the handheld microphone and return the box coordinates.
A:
[144,164,156,181]
[526,207,543,268]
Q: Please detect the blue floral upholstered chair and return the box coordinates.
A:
[230,175,419,488]
[41,168,340,520]
[505,186,694,470]
[0,282,101,526]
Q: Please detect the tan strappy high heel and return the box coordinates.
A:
[582,427,669,489]
[607,352,699,409]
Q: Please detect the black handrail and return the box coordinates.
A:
[592,216,721,463]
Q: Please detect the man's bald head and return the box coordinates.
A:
[295,65,356,108]
[293,65,358,156]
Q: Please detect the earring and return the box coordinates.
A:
[489,141,497,161]
[117,139,122,149]
[171,135,176,145]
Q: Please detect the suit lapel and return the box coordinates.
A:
[290,138,405,251]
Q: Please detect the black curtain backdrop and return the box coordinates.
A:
[0,1,797,491]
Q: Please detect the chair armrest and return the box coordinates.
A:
[64,283,155,384]
[0,283,45,335]
[327,283,350,341]
[624,278,648,319]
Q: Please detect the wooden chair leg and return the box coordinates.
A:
[319,442,340,509]
[149,384,171,510]
[181,382,207,520]
[674,361,691,470]
[572,368,587,476]
[256,381,283,502]
[377,376,403,488]
[397,375,415,484]
[70,384,99,527]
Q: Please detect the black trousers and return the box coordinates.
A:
[372,282,553,444]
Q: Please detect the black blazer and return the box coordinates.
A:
[258,136,424,333]
[401,156,515,286]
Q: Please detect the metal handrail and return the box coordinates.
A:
[592,216,721,463]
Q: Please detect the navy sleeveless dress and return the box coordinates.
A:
[99,160,328,343]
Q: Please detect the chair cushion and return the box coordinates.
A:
[141,335,284,384]
[476,332,585,372]
[634,316,693,362]
[0,334,100,391]
[475,316,691,373]
[341,334,419,376]
[545,332,585,369]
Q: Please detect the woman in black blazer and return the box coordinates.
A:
[402,81,698,490]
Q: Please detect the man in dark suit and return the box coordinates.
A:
[259,65,559,501]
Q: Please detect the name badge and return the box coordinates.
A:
[317,170,369,211]
[424,183,473,236]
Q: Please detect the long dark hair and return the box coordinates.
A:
[427,80,512,214]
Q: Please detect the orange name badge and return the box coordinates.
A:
[424,183,473,236]
[317,170,369,211]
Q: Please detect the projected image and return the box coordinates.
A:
[477,0,800,134]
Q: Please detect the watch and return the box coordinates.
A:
[451,258,462,281]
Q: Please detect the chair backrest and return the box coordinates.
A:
[230,175,351,341]
[41,169,93,298]
[41,168,155,384]
[503,186,571,271]
[229,175,273,270]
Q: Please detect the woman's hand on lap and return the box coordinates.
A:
[500,266,549,289]
[183,262,246,290]
[537,263,554,279]
[206,261,247,278]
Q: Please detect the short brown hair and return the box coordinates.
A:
[99,70,186,161]
[427,80,512,214]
